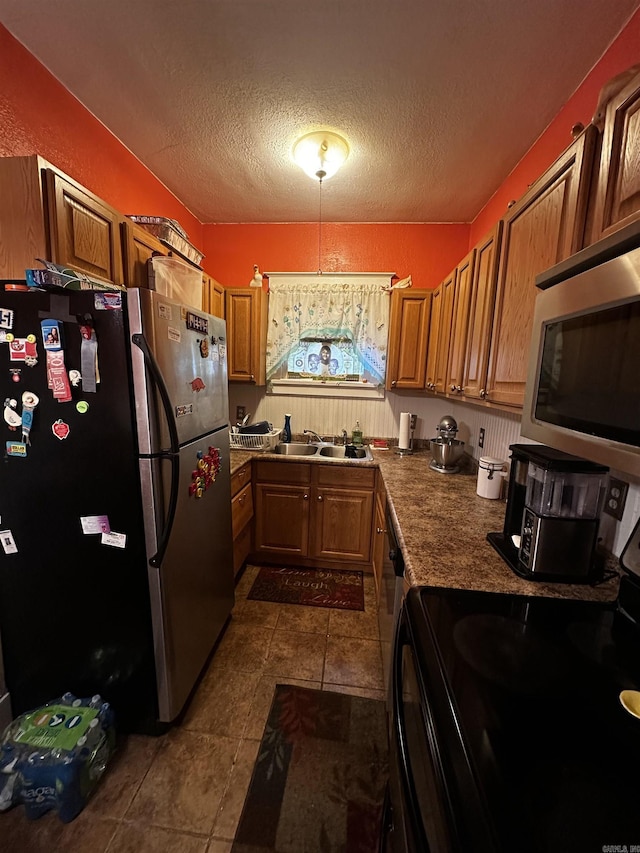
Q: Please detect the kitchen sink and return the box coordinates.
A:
[274,442,319,456]
[273,442,373,461]
[318,445,370,459]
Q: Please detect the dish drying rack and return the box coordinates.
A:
[229,428,281,451]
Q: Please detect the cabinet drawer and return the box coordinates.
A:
[231,463,251,497]
[231,482,253,539]
[254,460,311,484]
[314,465,375,489]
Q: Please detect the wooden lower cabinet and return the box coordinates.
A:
[311,466,375,564]
[231,463,253,577]
[254,482,310,557]
[253,461,375,569]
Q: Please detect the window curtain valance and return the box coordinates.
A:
[266,273,392,386]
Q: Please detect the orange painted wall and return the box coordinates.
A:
[202,222,470,290]
[0,24,203,255]
[470,7,640,245]
[1,8,639,285]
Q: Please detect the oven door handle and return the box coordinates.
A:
[391,608,431,851]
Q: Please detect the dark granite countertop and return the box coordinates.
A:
[229,448,620,602]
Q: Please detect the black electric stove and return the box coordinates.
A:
[386,586,640,852]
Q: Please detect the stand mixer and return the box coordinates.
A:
[429,415,465,474]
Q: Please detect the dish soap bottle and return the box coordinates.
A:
[351,420,363,446]
[283,413,292,443]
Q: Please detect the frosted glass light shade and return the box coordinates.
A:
[292,131,349,181]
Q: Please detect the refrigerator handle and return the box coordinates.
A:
[150,452,180,568]
[131,333,180,453]
[132,333,181,569]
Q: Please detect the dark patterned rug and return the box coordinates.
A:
[231,684,388,853]
[247,566,364,611]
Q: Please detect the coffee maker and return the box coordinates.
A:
[487,444,609,583]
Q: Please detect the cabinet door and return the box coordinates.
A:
[485,126,596,407]
[591,69,640,242]
[45,169,125,284]
[122,221,170,288]
[311,487,374,563]
[204,276,225,319]
[462,223,503,401]
[425,284,442,391]
[231,482,253,540]
[433,271,457,394]
[385,290,431,390]
[0,155,48,280]
[447,250,475,397]
[254,483,310,556]
[226,288,268,383]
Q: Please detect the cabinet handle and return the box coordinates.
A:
[455,385,462,393]
[250,374,255,382]
[480,388,487,398]
[303,494,309,500]
[376,527,386,534]
[317,495,324,502]
[450,384,456,392]
[391,380,397,387]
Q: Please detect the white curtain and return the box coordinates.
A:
[266,273,392,385]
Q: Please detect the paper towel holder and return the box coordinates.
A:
[395,413,417,456]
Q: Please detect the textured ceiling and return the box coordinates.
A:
[1,0,638,224]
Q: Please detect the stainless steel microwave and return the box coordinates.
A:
[522,222,640,478]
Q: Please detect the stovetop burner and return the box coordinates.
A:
[406,586,640,852]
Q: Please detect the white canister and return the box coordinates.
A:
[476,456,505,499]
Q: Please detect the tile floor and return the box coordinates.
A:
[2,565,385,853]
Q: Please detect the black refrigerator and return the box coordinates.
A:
[0,287,235,733]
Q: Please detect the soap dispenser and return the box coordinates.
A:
[351,420,363,446]
[283,413,292,443]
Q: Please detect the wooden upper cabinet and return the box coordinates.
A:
[462,222,503,401]
[225,287,268,383]
[45,168,125,284]
[485,125,597,407]
[591,69,640,243]
[0,155,48,279]
[122,220,170,288]
[0,155,123,284]
[204,275,225,319]
[425,283,443,391]
[385,289,432,390]
[446,249,476,397]
[431,270,457,394]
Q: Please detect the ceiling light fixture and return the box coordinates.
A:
[292,131,350,182]
[293,131,350,275]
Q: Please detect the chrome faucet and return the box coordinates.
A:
[341,429,348,445]
[303,429,323,443]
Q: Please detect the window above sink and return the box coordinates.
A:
[266,273,392,398]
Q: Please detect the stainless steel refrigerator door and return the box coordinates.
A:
[140,428,235,722]
[128,288,229,453]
